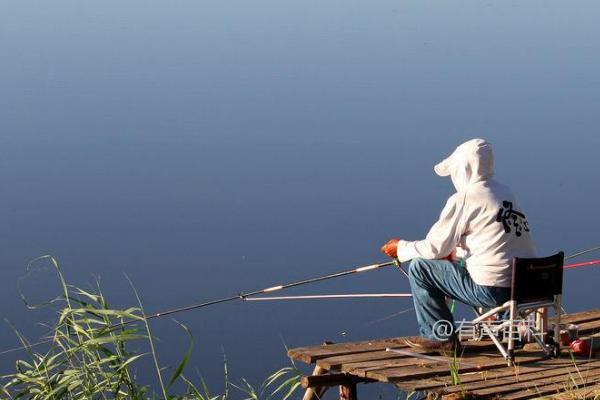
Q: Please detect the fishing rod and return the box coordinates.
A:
[566,245,600,260]
[143,260,396,320]
[245,293,412,301]
[563,259,600,270]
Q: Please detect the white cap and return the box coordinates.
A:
[434,138,494,178]
[434,156,452,177]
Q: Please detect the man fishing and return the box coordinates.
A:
[381,138,536,352]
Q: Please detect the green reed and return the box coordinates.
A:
[1,256,301,400]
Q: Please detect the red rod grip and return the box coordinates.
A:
[563,259,600,269]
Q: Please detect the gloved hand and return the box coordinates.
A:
[380,238,400,258]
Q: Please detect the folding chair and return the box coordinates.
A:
[471,252,564,366]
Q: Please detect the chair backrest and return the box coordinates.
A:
[511,252,564,304]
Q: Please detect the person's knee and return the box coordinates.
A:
[408,258,427,280]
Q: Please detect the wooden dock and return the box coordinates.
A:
[288,309,600,399]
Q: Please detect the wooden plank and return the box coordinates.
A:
[343,356,452,378]
[401,363,555,391]
[365,352,546,384]
[577,319,600,335]
[550,309,600,325]
[340,350,504,377]
[582,332,600,351]
[319,346,502,376]
[313,344,496,371]
[401,357,597,391]
[465,364,600,397]
[437,359,600,395]
[341,356,446,373]
[501,371,600,400]
[288,337,409,363]
[289,336,495,364]
[382,354,544,388]
[315,350,407,370]
[550,383,600,399]
[346,338,598,388]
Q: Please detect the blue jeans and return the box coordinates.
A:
[407,258,511,341]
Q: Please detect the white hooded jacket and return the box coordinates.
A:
[396,139,536,287]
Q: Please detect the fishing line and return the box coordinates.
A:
[394,258,409,277]
[17,257,64,310]
[339,306,415,338]
[336,259,413,338]
[0,335,53,356]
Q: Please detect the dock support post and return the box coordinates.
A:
[302,365,326,400]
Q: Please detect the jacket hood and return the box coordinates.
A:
[434,138,494,191]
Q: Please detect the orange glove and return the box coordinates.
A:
[441,249,457,262]
[380,238,400,258]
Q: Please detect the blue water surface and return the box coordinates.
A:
[1,0,599,397]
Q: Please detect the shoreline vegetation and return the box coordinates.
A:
[0,256,302,400]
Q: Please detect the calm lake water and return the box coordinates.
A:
[1,0,599,396]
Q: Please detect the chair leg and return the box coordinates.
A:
[554,295,562,358]
[528,326,552,357]
[483,323,510,360]
[507,300,517,366]
[536,308,548,344]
